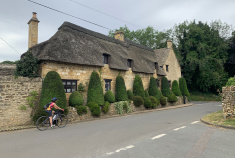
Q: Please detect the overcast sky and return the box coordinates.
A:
[0,0,235,62]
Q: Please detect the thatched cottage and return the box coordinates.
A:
[26,13,181,101]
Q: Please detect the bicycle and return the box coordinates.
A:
[36,110,68,131]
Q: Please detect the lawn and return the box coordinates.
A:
[188,91,221,101]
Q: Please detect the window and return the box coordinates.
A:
[104,79,112,91]
[166,65,169,72]
[62,80,77,93]
[160,66,163,70]
[154,62,158,70]
[103,54,109,64]
[127,59,132,68]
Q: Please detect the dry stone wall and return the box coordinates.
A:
[0,75,42,130]
[222,86,235,118]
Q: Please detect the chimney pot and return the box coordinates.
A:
[167,40,173,49]
[33,12,37,18]
[114,30,124,42]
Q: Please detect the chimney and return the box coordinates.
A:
[167,40,173,49]
[114,30,124,42]
[28,12,40,48]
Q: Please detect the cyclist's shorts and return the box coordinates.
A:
[45,110,52,117]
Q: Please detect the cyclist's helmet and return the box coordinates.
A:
[51,97,58,102]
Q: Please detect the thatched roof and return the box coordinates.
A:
[154,48,169,66]
[28,22,167,75]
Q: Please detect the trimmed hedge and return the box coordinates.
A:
[104,90,115,103]
[179,78,190,96]
[103,101,110,114]
[161,77,171,97]
[69,91,84,107]
[168,92,178,102]
[145,90,149,97]
[87,71,104,105]
[76,105,87,115]
[115,75,128,101]
[127,90,134,100]
[87,102,101,117]
[133,96,144,107]
[144,97,152,109]
[148,77,161,99]
[160,95,167,106]
[149,96,159,108]
[133,75,145,98]
[172,80,181,96]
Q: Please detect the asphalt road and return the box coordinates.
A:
[0,102,234,158]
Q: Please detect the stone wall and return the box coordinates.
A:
[0,76,42,130]
[0,64,16,76]
[222,86,235,118]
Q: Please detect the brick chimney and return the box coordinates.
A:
[28,12,40,48]
[167,40,173,49]
[114,30,124,42]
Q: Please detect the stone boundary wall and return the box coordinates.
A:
[0,64,16,76]
[0,76,42,129]
[222,86,235,118]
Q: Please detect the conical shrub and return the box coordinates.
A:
[149,76,162,99]
[69,91,84,107]
[115,75,128,101]
[133,75,145,98]
[179,78,190,96]
[161,77,171,97]
[172,80,181,96]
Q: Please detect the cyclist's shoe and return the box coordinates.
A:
[51,124,55,128]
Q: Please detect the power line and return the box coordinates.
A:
[69,0,142,29]
[0,36,21,54]
[28,0,112,31]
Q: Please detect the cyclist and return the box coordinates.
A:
[45,97,64,128]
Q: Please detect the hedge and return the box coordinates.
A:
[172,80,181,96]
[133,75,145,98]
[161,77,171,97]
[115,75,128,101]
[179,78,190,96]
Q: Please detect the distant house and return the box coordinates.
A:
[25,12,181,101]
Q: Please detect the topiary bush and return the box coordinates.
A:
[69,91,84,107]
[226,77,235,86]
[148,77,161,99]
[87,71,104,105]
[160,95,167,106]
[115,75,128,101]
[149,96,159,108]
[144,97,152,109]
[161,77,171,97]
[88,102,101,117]
[133,96,144,107]
[76,105,87,115]
[127,90,134,100]
[133,75,145,98]
[172,80,181,96]
[145,90,149,97]
[104,90,115,103]
[168,92,178,102]
[179,78,190,96]
[103,101,110,114]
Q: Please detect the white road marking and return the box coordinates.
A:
[174,126,186,131]
[106,145,135,155]
[191,121,199,124]
[151,134,167,140]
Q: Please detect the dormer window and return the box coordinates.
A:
[103,54,109,64]
[160,66,163,70]
[127,59,132,68]
[154,62,158,70]
[166,65,169,72]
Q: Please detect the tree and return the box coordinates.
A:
[161,77,171,97]
[179,78,190,96]
[87,71,104,105]
[172,80,181,96]
[115,75,128,101]
[15,50,39,77]
[133,75,145,98]
[148,77,162,99]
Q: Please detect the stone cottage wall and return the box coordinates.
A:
[0,76,42,130]
[222,86,235,118]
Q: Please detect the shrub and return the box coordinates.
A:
[104,90,115,103]
[226,77,235,86]
[172,80,181,96]
[115,101,124,114]
[19,105,27,110]
[145,90,149,97]
[168,92,178,102]
[127,90,134,100]
[103,101,110,114]
[87,71,104,105]
[144,97,152,109]
[179,78,190,96]
[69,91,84,107]
[88,102,101,117]
[133,96,144,107]
[15,50,39,78]
[160,95,167,106]
[133,75,145,98]
[123,101,132,113]
[149,77,161,99]
[149,96,159,108]
[77,82,86,94]
[115,75,128,101]
[76,105,87,115]
[161,77,171,97]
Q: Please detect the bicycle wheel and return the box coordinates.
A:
[36,116,50,131]
[57,114,68,128]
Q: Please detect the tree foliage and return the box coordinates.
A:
[148,77,162,99]
[161,77,171,97]
[179,78,190,96]
[115,75,128,101]
[172,80,181,96]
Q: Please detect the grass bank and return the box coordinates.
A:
[202,111,235,127]
[188,91,221,101]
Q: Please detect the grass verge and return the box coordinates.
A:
[188,91,221,101]
[202,111,235,127]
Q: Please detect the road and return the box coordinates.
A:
[0,102,234,158]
